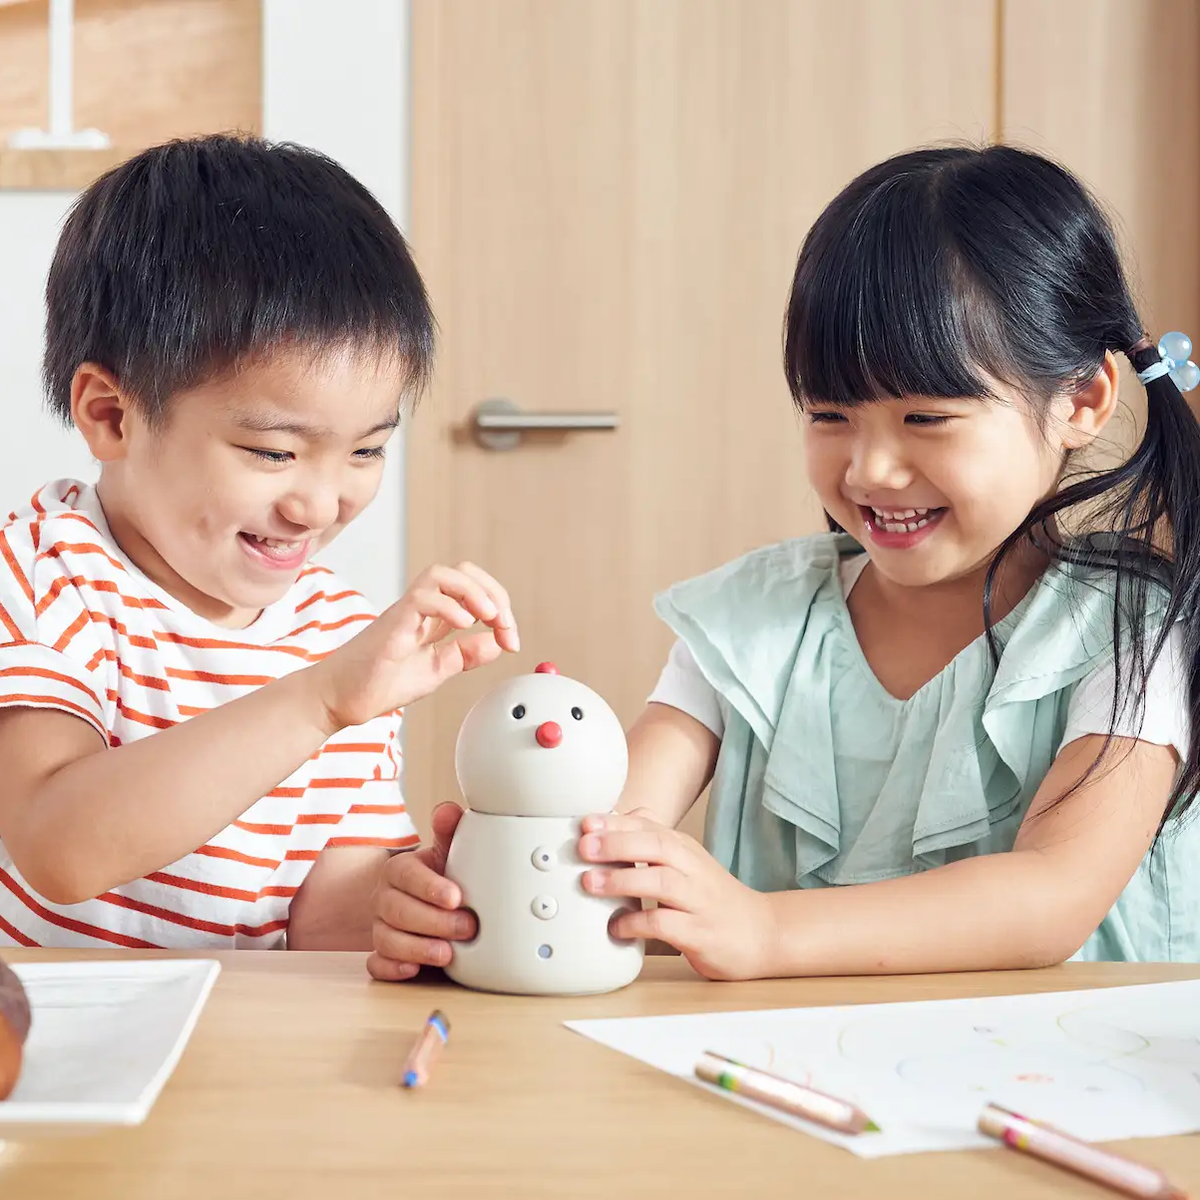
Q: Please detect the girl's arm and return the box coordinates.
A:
[757,734,1176,975]
[615,702,719,827]
[582,732,1177,979]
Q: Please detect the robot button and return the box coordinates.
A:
[531,846,555,871]
[531,895,559,920]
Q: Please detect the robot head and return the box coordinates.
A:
[454,663,629,817]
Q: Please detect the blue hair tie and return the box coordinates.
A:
[1137,330,1200,391]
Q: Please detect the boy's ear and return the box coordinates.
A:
[71,363,135,462]
[1060,350,1120,449]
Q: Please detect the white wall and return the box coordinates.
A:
[0,191,98,498]
[262,0,410,607]
[0,0,410,607]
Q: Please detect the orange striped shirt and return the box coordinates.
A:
[0,480,417,949]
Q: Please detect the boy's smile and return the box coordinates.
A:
[238,532,315,572]
[78,345,409,629]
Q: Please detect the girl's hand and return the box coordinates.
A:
[309,562,519,733]
[578,809,774,981]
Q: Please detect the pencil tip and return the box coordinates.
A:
[402,1071,418,1088]
[864,1121,881,1133]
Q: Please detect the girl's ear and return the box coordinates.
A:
[1060,350,1120,449]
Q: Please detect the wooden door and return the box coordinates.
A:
[1002,0,1200,365]
[405,0,997,832]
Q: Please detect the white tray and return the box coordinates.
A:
[0,958,220,1138]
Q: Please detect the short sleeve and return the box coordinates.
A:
[324,776,420,851]
[646,638,726,738]
[1060,623,1190,758]
[0,521,107,740]
[322,714,420,852]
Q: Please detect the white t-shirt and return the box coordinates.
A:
[0,480,416,950]
[649,555,1191,757]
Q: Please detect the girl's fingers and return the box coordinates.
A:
[609,904,689,947]
[581,810,669,835]
[578,826,689,869]
[583,864,692,909]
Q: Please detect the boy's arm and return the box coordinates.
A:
[288,845,390,950]
[0,562,516,906]
[0,668,336,905]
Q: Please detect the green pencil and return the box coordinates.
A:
[695,1051,881,1135]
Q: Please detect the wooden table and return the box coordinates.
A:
[1,951,1198,1199]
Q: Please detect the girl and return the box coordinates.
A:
[369,145,1200,983]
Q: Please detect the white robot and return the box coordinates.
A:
[443,662,645,995]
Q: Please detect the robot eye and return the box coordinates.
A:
[511,704,526,719]
[571,707,584,720]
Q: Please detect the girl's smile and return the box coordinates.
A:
[806,393,1068,592]
[860,504,947,548]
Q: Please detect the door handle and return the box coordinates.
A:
[469,398,619,451]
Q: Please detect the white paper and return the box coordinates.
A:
[566,979,1200,1157]
[0,959,220,1135]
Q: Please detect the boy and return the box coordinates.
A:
[0,134,517,950]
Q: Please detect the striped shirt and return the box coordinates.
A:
[0,479,417,949]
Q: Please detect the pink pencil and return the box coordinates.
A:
[979,1104,1189,1199]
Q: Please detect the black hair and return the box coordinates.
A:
[784,144,1200,827]
[43,132,435,421]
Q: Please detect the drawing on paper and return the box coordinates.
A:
[564,979,1200,1158]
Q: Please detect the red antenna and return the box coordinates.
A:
[534,662,559,675]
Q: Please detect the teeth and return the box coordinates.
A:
[871,506,930,520]
[868,507,939,535]
[249,535,301,549]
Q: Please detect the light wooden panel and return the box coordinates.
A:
[0,0,261,189]
[405,0,997,833]
[1003,0,1200,360]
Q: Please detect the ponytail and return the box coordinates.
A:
[984,338,1200,827]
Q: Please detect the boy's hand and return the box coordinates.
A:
[368,802,478,982]
[311,562,518,733]
[578,809,774,982]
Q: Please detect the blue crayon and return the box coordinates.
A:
[401,1009,450,1089]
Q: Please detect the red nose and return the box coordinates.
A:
[536,721,562,749]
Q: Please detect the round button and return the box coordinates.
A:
[531,895,558,920]
[531,845,555,872]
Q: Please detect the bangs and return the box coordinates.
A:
[784,167,1016,408]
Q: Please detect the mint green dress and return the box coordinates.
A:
[653,533,1190,961]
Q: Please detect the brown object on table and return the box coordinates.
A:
[0,954,30,1099]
